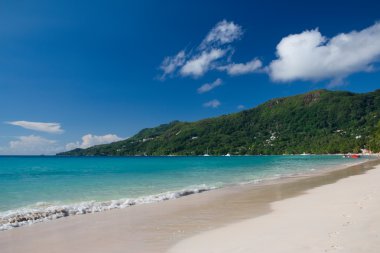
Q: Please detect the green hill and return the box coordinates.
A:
[58,89,380,156]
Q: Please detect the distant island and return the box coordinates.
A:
[58,89,380,156]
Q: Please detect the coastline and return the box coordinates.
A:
[0,158,379,253]
[0,155,362,231]
[169,159,380,253]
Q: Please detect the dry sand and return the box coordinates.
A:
[0,159,379,253]
[169,162,380,253]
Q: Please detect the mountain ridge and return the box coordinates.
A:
[58,89,380,156]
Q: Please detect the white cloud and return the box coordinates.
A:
[159,20,249,79]
[66,134,123,150]
[197,78,223,94]
[220,59,262,75]
[159,50,186,80]
[200,20,243,49]
[269,22,380,82]
[0,135,62,155]
[180,49,226,78]
[237,105,245,109]
[203,99,221,108]
[7,121,64,134]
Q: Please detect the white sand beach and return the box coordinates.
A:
[169,164,380,253]
[0,160,379,253]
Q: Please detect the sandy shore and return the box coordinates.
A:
[169,161,380,253]
[0,159,379,253]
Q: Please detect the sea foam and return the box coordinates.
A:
[0,185,215,231]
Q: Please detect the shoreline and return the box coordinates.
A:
[169,159,380,253]
[0,157,365,232]
[0,159,379,253]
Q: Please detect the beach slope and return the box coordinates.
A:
[169,165,380,253]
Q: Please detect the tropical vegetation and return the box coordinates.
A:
[58,89,380,156]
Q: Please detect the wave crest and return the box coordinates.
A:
[0,185,215,231]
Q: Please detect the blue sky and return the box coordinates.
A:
[1,0,380,154]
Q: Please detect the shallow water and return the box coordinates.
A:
[0,155,360,230]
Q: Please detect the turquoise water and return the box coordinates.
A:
[0,155,362,230]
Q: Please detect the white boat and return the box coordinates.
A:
[225,153,231,157]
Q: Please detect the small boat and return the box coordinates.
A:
[343,154,361,159]
[225,153,231,157]
[204,148,210,156]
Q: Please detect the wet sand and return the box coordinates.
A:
[0,159,378,253]
[169,160,380,253]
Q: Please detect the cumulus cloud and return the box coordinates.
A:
[159,50,186,80]
[220,59,262,75]
[269,22,380,82]
[200,20,243,49]
[7,121,64,134]
[0,135,62,155]
[65,134,123,150]
[180,49,226,78]
[197,78,223,94]
[203,99,221,108]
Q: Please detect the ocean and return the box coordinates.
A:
[0,155,361,230]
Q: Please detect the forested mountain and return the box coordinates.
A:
[58,89,380,156]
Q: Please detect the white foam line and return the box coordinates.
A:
[0,185,216,231]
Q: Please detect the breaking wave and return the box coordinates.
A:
[0,185,215,231]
